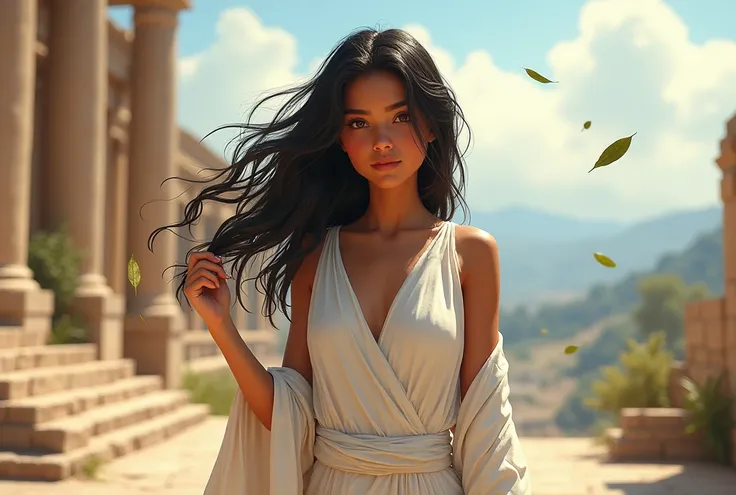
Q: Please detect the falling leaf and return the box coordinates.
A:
[589,133,636,172]
[523,67,558,84]
[540,328,549,335]
[581,120,592,131]
[139,315,145,322]
[593,252,617,268]
[564,345,579,355]
[127,254,141,296]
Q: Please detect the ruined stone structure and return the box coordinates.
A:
[0,0,277,480]
[607,113,736,467]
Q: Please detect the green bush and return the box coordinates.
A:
[682,373,734,465]
[27,223,89,344]
[181,368,237,415]
[585,331,672,415]
[48,313,89,345]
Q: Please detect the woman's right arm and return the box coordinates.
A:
[206,247,317,431]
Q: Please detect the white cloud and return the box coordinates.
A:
[176,0,736,220]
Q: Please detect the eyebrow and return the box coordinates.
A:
[344,100,407,115]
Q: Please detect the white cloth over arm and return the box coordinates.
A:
[452,336,532,495]
[202,367,315,495]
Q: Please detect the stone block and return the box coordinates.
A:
[705,320,726,351]
[0,287,54,335]
[0,425,33,449]
[70,291,125,361]
[662,437,710,461]
[611,437,663,460]
[701,298,725,320]
[686,320,704,346]
[726,282,736,318]
[124,312,184,389]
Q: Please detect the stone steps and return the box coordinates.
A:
[0,344,97,373]
[0,327,47,350]
[0,343,211,481]
[0,358,136,400]
[0,403,209,481]
[1,389,190,452]
[0,375,163,424]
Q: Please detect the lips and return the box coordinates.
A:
[370,160,401,171]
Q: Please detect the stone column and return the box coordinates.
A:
[0,0,54,344]
[124,5,186,389]
[105,136,130,297]
[716,113,736,467]
[718,114,736,299]
[46,0,123,359]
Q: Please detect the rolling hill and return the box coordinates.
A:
[500,224,723,349]
[464,205,722,306]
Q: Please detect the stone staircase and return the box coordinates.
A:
[0,342,209,481]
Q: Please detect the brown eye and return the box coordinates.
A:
[347,119,367,129]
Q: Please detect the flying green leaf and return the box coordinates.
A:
[139,314,145,322]
[593,252,617,268]
[540,328,549,335]
[564,345,579,355]
[127,254,141,296]
[523,68,558,84]
[581,120,592,131]
[588,133,636,172]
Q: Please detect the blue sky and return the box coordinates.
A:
[108,0,736,221]
[110,0,733,77]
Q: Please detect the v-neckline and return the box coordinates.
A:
[335,222,448,346]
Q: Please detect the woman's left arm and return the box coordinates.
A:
[455,225,501,399]
[453,226,532,495]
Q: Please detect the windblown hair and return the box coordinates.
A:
[150,27,472,326]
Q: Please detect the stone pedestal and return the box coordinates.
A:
[0,288,54,347]
[71,292,125,360]
[124,313,185,389]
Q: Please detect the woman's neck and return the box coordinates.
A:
[353,176,439,236]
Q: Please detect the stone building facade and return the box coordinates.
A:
[0,0,276,480]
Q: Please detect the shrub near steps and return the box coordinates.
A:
[0,344,209,481]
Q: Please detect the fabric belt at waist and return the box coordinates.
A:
[314,426,453,477]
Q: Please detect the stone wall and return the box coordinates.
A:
[684,298,730,390]
[682,113,736,467]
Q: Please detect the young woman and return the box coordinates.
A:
[152,27,530,494]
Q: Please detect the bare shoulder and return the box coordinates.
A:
[453,224,501,396]
[453,224,499,283]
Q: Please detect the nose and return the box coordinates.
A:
[372,128,393,152]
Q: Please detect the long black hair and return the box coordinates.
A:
[149,27,472,326]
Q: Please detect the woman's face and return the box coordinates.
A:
[339,70,435,190]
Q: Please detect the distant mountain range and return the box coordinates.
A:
[460,205,722,307]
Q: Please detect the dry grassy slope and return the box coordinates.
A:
[506,316,625,437]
